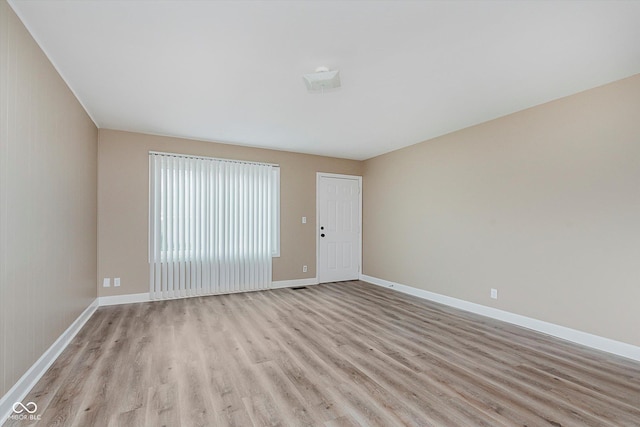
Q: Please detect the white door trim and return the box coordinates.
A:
[316,172,363,283]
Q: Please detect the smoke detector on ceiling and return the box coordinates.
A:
[303,66,341,92]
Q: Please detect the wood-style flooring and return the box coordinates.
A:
[5,281,640,426]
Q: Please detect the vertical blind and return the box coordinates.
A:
[149,152,279,299]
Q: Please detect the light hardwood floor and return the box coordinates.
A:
[5,281,640,426]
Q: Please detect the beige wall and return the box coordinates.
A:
[363,74,640,347]
[97,129,361,297]
[0,1,98,397]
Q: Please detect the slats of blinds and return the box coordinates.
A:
[149,153,275,299]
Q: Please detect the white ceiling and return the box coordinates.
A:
[9,0,640,160]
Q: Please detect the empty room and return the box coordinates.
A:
[1,0,640,425]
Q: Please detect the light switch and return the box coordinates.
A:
[114,277,121,287]
[302,216,307,224]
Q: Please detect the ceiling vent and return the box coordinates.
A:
[303,67,341,92]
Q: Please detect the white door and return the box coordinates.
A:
[317,174,361,283]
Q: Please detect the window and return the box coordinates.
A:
[149,152,280,299]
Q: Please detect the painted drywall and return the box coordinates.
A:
[0,0,98,397]
[363,74,640,347]
[97,129,362,297]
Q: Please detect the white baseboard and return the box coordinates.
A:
[271,278,318,289]
[360,274,640,362]
[98,279,319,306]
[98,292,151,306]
[0,299,99,424]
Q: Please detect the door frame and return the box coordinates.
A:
[316,172,363,284]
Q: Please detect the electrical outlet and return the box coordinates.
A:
[490,288,498,299]
[114,277,121,287]
[103,278,111,287]
[303,265,308,273]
